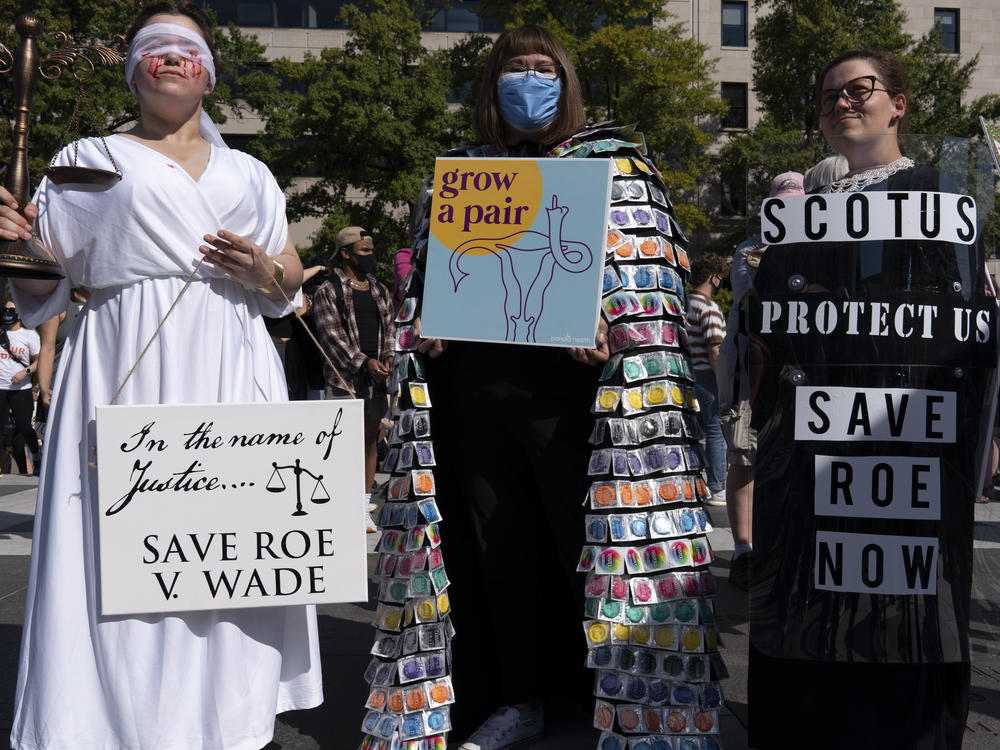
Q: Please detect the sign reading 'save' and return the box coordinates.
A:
[96,401,367,615]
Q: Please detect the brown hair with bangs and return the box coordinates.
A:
[815,49,910,132]
[473,25,586,149]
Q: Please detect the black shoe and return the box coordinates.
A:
[729,552,751,591]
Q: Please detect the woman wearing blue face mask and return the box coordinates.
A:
[400,31,598,750]
[403,33,593,750]
[372,25,712,750]
[470,26,586,153]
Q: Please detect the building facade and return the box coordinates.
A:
[666,0,999,133]
[202,1,1000,247]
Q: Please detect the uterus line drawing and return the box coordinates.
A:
[448,195,594,343]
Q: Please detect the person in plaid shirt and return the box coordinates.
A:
[313,226,396,529]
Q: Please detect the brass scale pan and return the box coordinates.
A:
[44,164,120,186]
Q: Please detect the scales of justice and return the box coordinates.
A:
[267,459,331,517]
[0,12,127,279]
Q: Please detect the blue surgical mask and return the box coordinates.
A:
[497,72,562,133]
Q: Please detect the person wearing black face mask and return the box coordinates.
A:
[0,301,41,475]
[313,226,395,531]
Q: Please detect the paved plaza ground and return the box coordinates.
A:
[2,473,999,749]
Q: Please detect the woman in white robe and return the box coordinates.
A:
[4,4,322,749]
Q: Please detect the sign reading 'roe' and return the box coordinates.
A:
[96,401,367,615]
[814,455,941,520]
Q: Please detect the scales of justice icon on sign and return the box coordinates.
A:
[266,459,331,516]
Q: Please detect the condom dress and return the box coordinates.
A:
[360,125,726,750]
[10,135,322,750]
[747,164,994,748]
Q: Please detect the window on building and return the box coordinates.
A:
[721,2,748,47]
[204,0,504,31]
[203,1,351,29]
[721,82,748,129]
[720,177,747,216]
[934,8,959,53]
[427,2,502,33]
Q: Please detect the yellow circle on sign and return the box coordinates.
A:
[430,159,543,256]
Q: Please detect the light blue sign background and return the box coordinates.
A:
[421,157,611,348]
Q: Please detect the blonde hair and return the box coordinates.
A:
[473,25,586,149]
[803,155,850,192]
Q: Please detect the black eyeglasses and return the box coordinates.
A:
[817,75,890,116]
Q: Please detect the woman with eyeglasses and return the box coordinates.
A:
[378,25,719,750]
[815,51,909,179]
[413,29,596,750]
[747,49,990,750]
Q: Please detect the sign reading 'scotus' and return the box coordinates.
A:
[421,158,611,348]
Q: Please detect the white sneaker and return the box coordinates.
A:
[706,490,727,507]
[459,706,543,750]
[365,511,378,533]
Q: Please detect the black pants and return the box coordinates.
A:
[0,388,38,473]
[429,343,598,735]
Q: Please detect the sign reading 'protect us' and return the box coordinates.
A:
[421,157,611,348]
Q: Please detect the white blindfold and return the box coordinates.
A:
[124,22,226,148]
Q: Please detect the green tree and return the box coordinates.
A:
[750,0,910,139]
[244,0,458,262]
[477,0,726,232]
[905,30,1000,137]
[0,0,270,195]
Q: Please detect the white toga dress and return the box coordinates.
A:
[10,135,322,750]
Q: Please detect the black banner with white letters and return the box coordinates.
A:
[747,185,998,664]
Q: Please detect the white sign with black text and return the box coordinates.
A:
[815,530,938,594]
[814,455,941,521]
[794,386,956,443]
[761,192,976,245]
[96,401,368,615]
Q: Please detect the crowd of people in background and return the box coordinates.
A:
[0,287,91,477]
